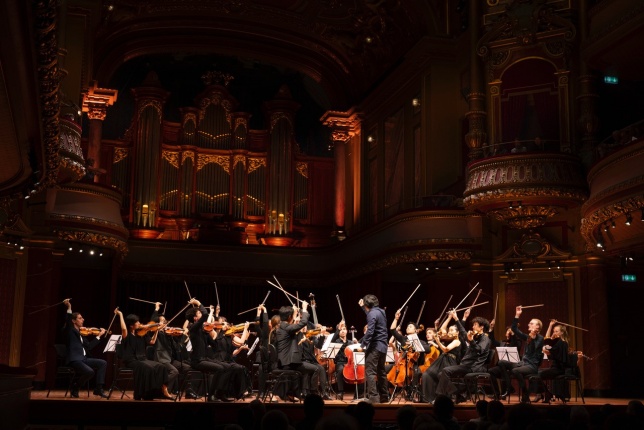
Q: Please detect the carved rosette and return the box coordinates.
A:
[464,153,588,228]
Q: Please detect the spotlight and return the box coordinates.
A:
[548,261,554,269]
[641,209,644,222]
[425,266,430,271]
[518,201,522,208]
[367,135,375,143]
[68,247,73,251]
[412,98,421,107]
[414,265,419,271]
[89,250,95,255]
[611,220,616,229]
[603,223,608,232]
[625,213,632,226]
[447,264,452,270]
[79,249,83,253]
[19,245,24,250]
[509,201,513,209]
[99,253,103,257]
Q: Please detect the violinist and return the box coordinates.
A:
[209,315,251,400]
[148,302,194,396]
[298,322,332,400]
[61,299,108,398]
[420,313,463,404]
[255,304,280,400]
[276,301,316,401]
[114,309,174,400]
[535,320,572,402]
[488,319,523,351]
[488,306,543,402]
[184,298,233,402]
[435,309,491,404]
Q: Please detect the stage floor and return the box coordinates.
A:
[26,390,634,429]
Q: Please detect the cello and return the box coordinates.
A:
[343,328,365,385]
[310,293,336,385]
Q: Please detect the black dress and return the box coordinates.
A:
[122,332,168,399]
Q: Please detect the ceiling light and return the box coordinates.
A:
[626,213,632,226]
[611,220,616,229]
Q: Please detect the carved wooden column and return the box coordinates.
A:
[577,0,599,168]
[465,0,486,160]
[82,81,118,183]
[321,109,361,240]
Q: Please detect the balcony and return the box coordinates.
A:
[464,152,587,229]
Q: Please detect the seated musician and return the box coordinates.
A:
[535,319,580,402]
[275,302,316,401]
[114,309,174,400]
[210,316,251,399]
[254,304,281,400]
[420,312,463,403]
[329,324,352,400]
[61,299,108,398]
[184,299,233,402]
[488,306,543,402]
[298,323,331,399]
[435,309,491,404]
[388,310,427,399]
[148,302,194,396]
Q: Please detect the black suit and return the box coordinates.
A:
[275,311,316,394]
[63,311,107,387]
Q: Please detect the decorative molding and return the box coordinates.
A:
[162,151,180,169]
[580,195,644,248]
[113,147,129,164]
[197,154,230,173]
[48,213,129,237]
[53,229,128,259]
[233,155,246,170]
[137,100,163,121]
[488,205,560,230]
[497,232,570,263]
[296,162,308,179]
[248,158,266,173]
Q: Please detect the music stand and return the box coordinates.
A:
[103,335,121,353]
[352,351,366,401]
[407,333,424,353]
[386,346,395,363]
[324,343,342,360]
[497,346,520,363]
[321,334,334,354]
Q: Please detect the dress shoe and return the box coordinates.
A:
[207,395,222,402]
[70,390,79,398]
[520,393,530,403]
[532,393,544,403]
[322,393,332,401]
[185,389,201,400]
[336,392,344,401]
[161,385,176,400]
[286,394,300,403]
[217,393,234,402]
[93,388,109,399]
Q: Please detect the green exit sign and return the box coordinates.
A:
[622,274,636,282]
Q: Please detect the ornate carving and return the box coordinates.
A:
[53,229,129,259]
[162,151,180,169]
[296,162,308,179]
[113,147,129,164]
[137,100,163,121]
[82,80,118,119]
[488,204,560,229]
[182,151,195,165]
[580,195,644,248]
[48,213,129,236]
[233,155,246,169]
[197,154,230,173]
[84,105,107,121]
[497,232,570,262]
[270,112,294,132]
[248,158,266,173]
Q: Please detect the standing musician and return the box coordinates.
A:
[435,309,491,403]
[275,300,316,400]
[357,294,389,404]
[61,299,108,398]
[114,309,174,400]
[210,315,251,399]
[184,298,233,402]
[488,306,543,402]
[420,312,463,404]
[148,302,194,396]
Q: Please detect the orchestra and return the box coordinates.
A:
[48,281,588,405]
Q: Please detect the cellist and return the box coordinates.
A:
[387,309,426,398]
[329,324,352,400]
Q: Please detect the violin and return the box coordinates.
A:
[224,323,249,336]
[79,327,102,336]
[164,327,186,337]
[203,322,224,332]
[543,337,560,347]
[135,322,160,336]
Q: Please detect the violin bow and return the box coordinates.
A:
[105,307,119,335]
[336,294,346,323]
[214,282,220,308]
[27,298,71,315]
[399,284,421,310]
[453,282,479,310]
[493,293,499,322]
[415,300,426,328]
[165,302,193,326]
[397,305,409,330]
[554,320,589,332]
[237,290,272,316]
[129,297,158,305]
[452,301,489,313]
[436,295,453,328]
[266,279,294,306]
[183,280,193,301]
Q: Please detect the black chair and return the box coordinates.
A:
[262,344,302,403]
[464,349,499,402]
[554,352,585,404]
[107,343,134,399]
[47,344,89,398]
[175,369,208,402]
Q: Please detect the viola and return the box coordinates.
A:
[343,344,365,385]
[79,327,101,336]
[135,322,160,336]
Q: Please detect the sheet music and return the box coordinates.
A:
[246,337,260,356]
[406,333,424,353]
[103,335,121,353]
[324,343,343,359]
[321,333,334,352]
[186,339,192,352]
[386,346,395,362]
[496,346,520,363]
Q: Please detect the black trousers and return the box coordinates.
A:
[69,357,107,387]
[365,348,388,403]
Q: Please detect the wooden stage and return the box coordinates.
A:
[25,390,633,429]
